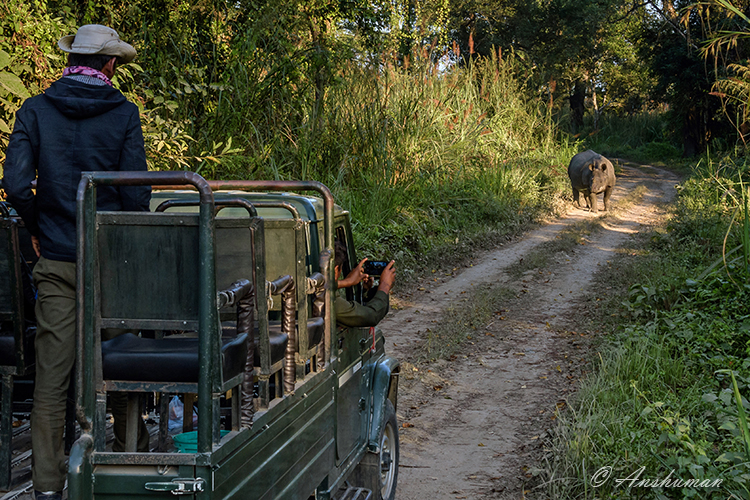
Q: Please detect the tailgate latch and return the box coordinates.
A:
[145,478,206,495]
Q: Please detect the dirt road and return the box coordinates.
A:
[384,162,680,499]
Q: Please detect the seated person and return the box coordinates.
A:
[334,240,395,328]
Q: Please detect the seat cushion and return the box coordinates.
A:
[0,322,36,367]
[221,321,288,367]
[258,318,324,362]
[261,322,289,366]
[0,330,15,366]
[306,317,324,348]
[101,332,247,383]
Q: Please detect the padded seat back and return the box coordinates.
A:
[97,213,261,331]
[306,317,325,347]
[0,218,33,374]
[77,172,262,454]
[98,212,201,329]
[0,331,13,366]
[263,222,299,312]
[0,323,35,367]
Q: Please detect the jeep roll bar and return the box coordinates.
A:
[154,197,304,221]
[76,171,218,452]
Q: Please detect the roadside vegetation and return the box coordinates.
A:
[4,0,749,278]
[542,156,750,499]
[584,112,683,166]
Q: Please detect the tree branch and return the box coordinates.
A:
[609,0,650,24]
[645,0,699,50]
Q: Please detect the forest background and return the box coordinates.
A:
[3,1,750,498]
[4,0,749,269]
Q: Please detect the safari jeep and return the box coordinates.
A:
[66,171,399,499]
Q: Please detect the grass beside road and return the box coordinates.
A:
[419,284,517,362]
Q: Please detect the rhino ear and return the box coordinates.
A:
[588,164,594,171]
[601,162,607,171]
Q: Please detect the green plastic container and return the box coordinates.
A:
[172,430,230,453]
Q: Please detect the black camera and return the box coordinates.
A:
[363,260,389,276]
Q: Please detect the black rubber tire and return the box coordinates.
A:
[375,399,399,500]
[349,398,399,500]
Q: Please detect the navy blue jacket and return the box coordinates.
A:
[2,77,151,262]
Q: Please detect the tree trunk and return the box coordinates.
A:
[682,105,702,157]
[548,78,556,112]
[570,79,586,134]
[592,90,599,130]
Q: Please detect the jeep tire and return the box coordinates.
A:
[351,399,399,500]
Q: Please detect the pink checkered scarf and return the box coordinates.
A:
[62,66,112,86]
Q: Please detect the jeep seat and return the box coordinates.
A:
[220,317,323,367]
[0,215,37,490]
[86,207,258,452]
[0,323,35,367]
[101,333,248,383]
[254,323,287,367]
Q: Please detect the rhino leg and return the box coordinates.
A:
[588,192,598,213]
[572,187,581,208]
[602,186,613,211]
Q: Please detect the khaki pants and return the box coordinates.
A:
[31,257,148,492]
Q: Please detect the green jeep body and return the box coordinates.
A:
[66,172,399,500]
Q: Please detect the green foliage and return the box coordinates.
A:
[448,0,658,135]
[309,51,571,265]
[548,281,750,497]
[0,0,572,275]
[162,41,573,268]
[583,110,681,161]
[0,0,68,169]
[696,1,750,152]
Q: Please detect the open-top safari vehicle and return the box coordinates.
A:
[0,171,400,499]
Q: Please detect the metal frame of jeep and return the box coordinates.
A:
[67,171,400,500]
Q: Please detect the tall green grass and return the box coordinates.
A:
[314,53,573,263]
[199,49,575,269]
[0,3,575,274]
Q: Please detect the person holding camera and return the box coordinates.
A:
[334,241,395,327]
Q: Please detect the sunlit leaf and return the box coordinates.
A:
[0,71,29,99]
[0,50,10,71]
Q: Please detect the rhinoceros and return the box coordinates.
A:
[567,150,616,213]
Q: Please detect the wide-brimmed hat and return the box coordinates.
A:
[58,24,136,64]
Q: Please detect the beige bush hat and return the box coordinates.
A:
[58,24,136,64]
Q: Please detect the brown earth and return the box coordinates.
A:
[384,162,680,500]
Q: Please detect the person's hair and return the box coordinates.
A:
[334,240,348,270]
[67,53,116,70]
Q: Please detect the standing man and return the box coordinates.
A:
[1,25,151,500]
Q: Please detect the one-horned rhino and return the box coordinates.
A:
[567,150,616,213]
